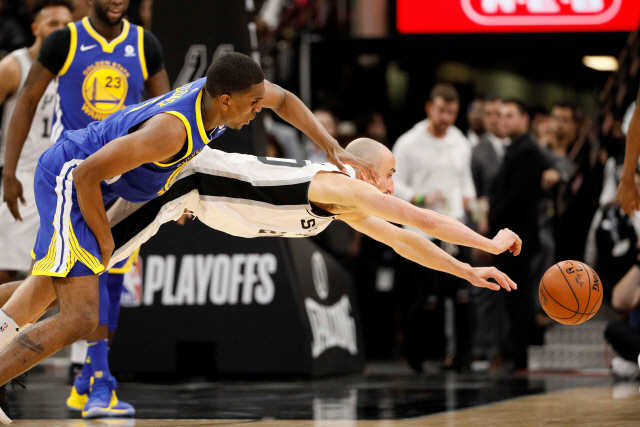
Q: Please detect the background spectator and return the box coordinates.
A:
[393,83,476,373]
[466,98,484,148]
[488,100,547,371]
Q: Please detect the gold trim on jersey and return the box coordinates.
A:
[153,111,194,167]
[195,88,210,145]
[82,17,130,54]
[108,248,140,274]
[59,22,77,76]
[137,26,148,80]
[32,220,104,277]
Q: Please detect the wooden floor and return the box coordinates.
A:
[8,386,640,426]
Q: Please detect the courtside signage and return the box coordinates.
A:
[397,0,640,33]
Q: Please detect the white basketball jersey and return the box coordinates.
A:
[0,48,57,171]
[107,148,355,268]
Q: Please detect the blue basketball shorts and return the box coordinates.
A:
[31,143,104,278]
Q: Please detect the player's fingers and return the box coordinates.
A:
[19,193,26,207]
[7,201,22,222]
[482,280,500,291]
[489,269,513,291]
[498,270,518,290]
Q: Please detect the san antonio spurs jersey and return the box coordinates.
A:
[0,48,57,172]
[107,148,355,268]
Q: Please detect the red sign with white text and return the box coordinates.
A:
[397,0,640,33]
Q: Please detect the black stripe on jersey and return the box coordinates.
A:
[194,173,310,206]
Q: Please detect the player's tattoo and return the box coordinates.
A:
[13,329,45,365]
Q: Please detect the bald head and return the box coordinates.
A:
[345,138,391,169]
[345,138,396,195]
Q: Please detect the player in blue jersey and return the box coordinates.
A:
[1,0,171,420]
[0,52,378,424]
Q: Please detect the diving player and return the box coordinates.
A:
[0,52,378,424]
[1,0,171,418]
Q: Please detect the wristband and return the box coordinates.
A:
[415,194,425,206]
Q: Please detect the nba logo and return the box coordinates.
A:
[0,323,8,333]
[121,257,143,307]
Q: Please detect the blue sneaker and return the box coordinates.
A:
[107,377,135,417]
[82,376,113,419]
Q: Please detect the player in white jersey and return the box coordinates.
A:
[106,139,522,294]
[0,1,74,286]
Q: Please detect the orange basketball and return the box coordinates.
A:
[538,260,603,325]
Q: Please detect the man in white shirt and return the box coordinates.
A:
[392,83,476,373]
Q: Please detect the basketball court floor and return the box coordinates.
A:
[5,362,637,426]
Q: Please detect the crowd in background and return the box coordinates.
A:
[264,81,640,373]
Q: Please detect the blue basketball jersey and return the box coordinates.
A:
[43,77,226,204]
[50,17,148,142]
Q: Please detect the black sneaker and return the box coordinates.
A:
[68,363,83,385]
[0,384,12,424]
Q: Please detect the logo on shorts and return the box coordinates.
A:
[0,323,8,333]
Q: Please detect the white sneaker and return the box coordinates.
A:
[612,356,640,379]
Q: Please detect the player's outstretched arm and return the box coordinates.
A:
[261,80,379,184]
[341,212,517,291]
[618,92,640,216]
[2,61,54,221]
[308,172,521,256]
[73,113,187,269]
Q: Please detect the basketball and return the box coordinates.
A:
[538,260,603,325]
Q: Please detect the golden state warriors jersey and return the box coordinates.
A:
[50,17,147,142]
[44,78,226,205]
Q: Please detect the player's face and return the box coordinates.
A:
[93,0,129,25]
[426,97,459,136]
[33,6,73,41]
[224,82,265,130]
[374,151,396,195]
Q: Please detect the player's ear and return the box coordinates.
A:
[220,94,231,110]
[31,22,39,38]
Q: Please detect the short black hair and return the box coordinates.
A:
[30,0,74,19]
[551,101,579,122]
[502,99,529,115]
[429,83,459,103]
[205,52,264,97]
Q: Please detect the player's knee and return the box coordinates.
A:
[71,306,100,338]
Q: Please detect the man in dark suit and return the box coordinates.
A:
[471,97,510,367]
[489,99,547,370]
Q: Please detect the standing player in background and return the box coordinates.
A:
[0,0,73,285]
[2,0,170,419]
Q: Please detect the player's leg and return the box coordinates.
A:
[67,272,110,414]
[104,270,135,417]
[0,272,17,287]
[0,274,99,423]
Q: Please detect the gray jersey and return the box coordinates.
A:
[0,48,57,171]
[107,148,355,268]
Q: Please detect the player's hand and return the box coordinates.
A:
[2,174,26,221]
[176,209,193,226]
[617,177,640,217]
[98,237,115,272]
[490,228,522,256]
[327,146,380,185]
[467,266,518,292]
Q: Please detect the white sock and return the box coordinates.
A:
[0,309,20,352]
[70,340,88,365]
